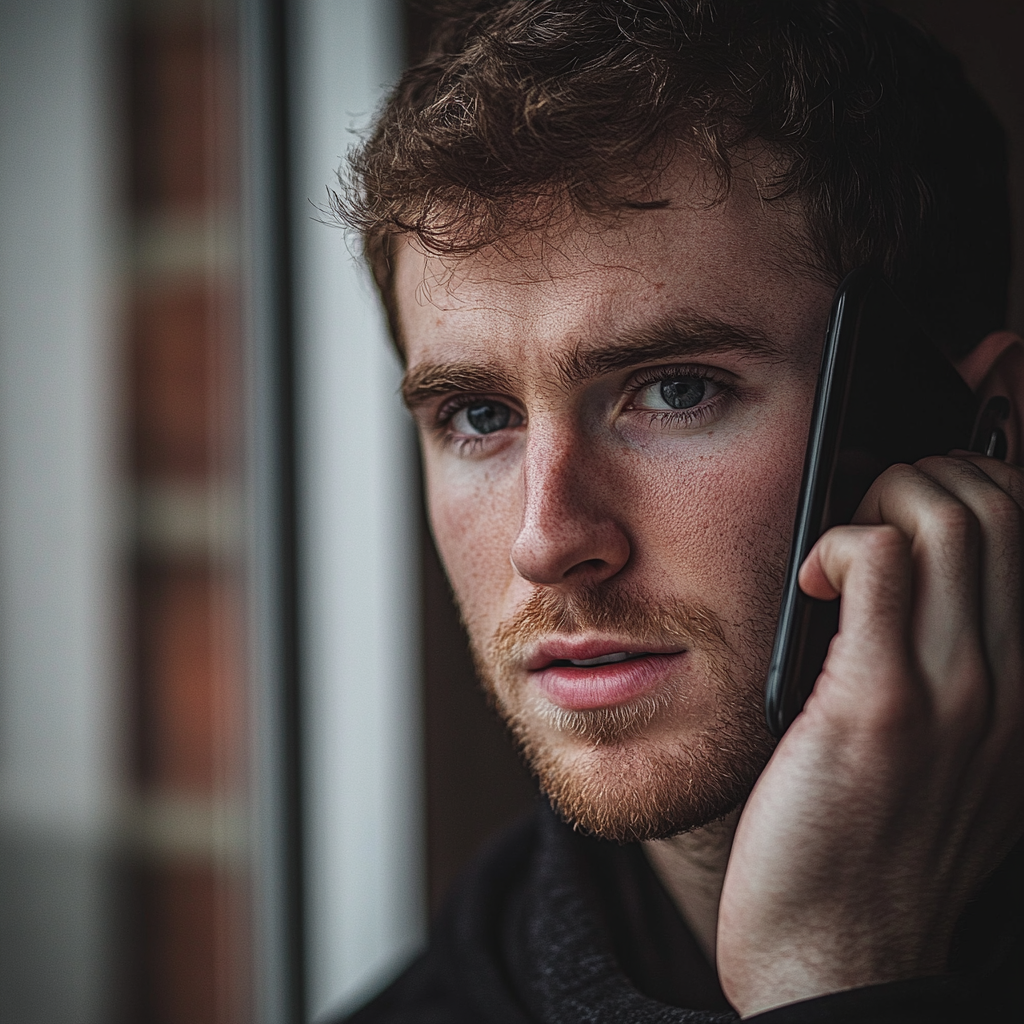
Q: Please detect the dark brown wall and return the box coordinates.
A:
[885,0,1024,331]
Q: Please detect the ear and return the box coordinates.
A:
[955,330,1024,465]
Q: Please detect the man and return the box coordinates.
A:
[336,1,1024,1019]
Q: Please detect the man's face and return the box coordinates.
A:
[396,163,836,841]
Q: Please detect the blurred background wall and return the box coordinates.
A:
[0,2,1020,1024]
[287,0,424,1018]
[0,1,121,1021]
[0,1,419,1022]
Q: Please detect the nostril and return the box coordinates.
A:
[568,557,615,576]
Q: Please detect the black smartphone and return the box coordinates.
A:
[764,268,979,738]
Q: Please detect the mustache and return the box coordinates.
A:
[483,585,731,669]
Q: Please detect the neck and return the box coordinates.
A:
[643,807,741,969]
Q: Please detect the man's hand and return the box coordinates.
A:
[715,452,1024,1017]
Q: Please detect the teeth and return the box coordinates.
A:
[568,651,634,667]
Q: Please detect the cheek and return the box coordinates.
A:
[423,453,522,631]
[625,408,809,614]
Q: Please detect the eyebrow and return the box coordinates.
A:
[401,364,525,409]
[401,311,778,409]
[556,312,779,381]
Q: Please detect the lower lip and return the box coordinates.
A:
[532,652,687,711]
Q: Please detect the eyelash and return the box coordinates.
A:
[435,394,522,453]
[433,364,734,453]
[624,365,734,428]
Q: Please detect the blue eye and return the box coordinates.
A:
[634,375,717,412]
[453,400,514,435]
[659,377,706,409]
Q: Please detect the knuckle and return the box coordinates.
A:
[921,500,979,547]
[979,490,1022,534]
[863,462,911,500]
[858,523,909,566]
[1003,465,1024,509]
[914,454,957,476]
[877,461,919,487]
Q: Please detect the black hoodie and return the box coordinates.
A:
[342,803,1023,1024]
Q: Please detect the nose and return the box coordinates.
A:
[509,431,631,586]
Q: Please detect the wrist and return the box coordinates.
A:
[722,935,950,1017]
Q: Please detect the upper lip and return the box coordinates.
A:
[525,638,686,672]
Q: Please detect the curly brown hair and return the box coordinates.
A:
[335,0,1011,359]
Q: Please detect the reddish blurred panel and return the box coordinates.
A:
[135,561,243,792]
[131,863,249,1024]
[129,22,237,215]
[122,4,249,1023]
[131,282,239,480]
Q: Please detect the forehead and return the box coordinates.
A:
[393,161,830,372]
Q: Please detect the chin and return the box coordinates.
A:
[506,705,774,844]
[469,582,780,842]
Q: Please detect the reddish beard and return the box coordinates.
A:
[471,586,776,843]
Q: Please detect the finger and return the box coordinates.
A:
[797,540,841,601]
[929,457,1024,859]
[798,524,922,726]
[948,451,1024,510]
[913,455,1023,732]
[852,464,986,726]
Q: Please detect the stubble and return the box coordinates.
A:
[471,585,777,843]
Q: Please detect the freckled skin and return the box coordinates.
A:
[397,164,835,761]
[391,158,1024,1017]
